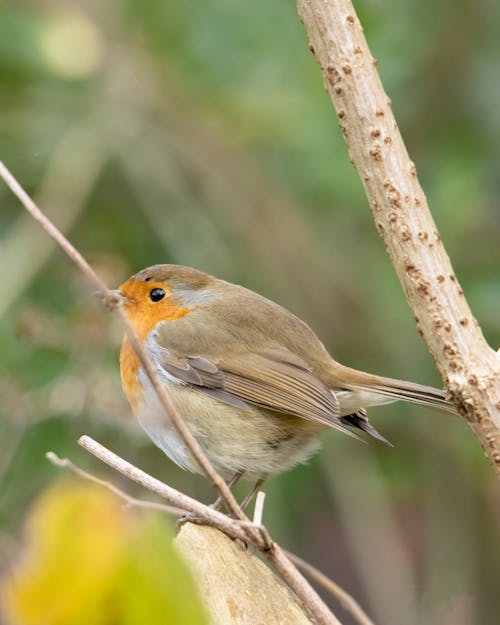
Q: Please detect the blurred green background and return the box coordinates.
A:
[1,0,499,623]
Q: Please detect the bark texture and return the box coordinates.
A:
[175,524,314,625]
[296,0,500,475]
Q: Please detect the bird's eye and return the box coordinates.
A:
[149,288,166,302]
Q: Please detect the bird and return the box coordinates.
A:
[116,264,454,487]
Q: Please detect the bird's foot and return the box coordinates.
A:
[175,512,205,531]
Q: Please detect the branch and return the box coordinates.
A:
[76,436,253,543]
[78,435,341,625]
[47,450,314,625]
[296,0,500,475]
[176,524,313,625]
[0,162,341,625]
[46,451,185,517]
[285,551,375,625]
[48,448,374,625]
[0,161,245,519]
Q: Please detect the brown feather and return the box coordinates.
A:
[155,342,360,436]
[121,264,455,456]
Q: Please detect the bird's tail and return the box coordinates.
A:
[328,366,457,444]
[328,363,457,414]
[335,367,457,415]
[358,376,454,413]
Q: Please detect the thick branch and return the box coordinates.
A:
[176,524,313,625]
[297,0,500,474]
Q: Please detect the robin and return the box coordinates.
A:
[116,264,454,487]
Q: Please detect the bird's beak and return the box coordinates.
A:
[93,289,134,310]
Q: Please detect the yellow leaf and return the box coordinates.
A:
[1,480,208,625]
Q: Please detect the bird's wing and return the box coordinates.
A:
[155,344,359,437]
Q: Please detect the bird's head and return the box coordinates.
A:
[116,264,215,339]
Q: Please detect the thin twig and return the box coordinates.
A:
[0,122,106,317]
[76,436,254,543]
[285,550,376,625]
[115,306,247,522]
[48,446,374,625]
[46,451,185,517]
[0,160,244,520]
[78,435,340,625]
[1,162,342,624]
[267,543,341,625]
[0,162,108,292]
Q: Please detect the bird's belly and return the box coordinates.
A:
[134,376,323,480]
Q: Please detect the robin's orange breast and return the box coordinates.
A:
[118,282,193,412]
[120,337,143,411]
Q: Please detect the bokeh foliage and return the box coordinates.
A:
[1,481,208,625]
[1,1,499,624]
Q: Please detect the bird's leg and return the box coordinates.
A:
[210,470,245,512]
[239,476,267,512]
[177,471,245,530]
